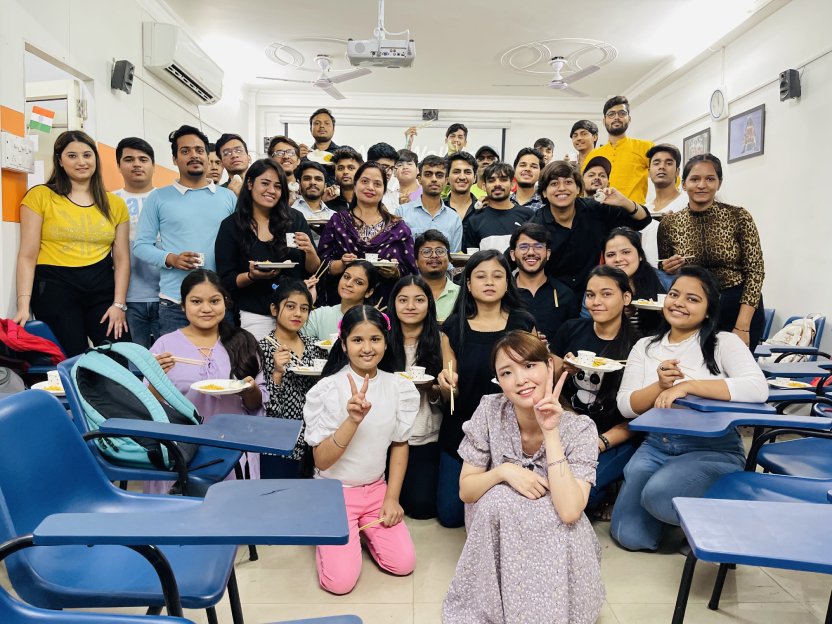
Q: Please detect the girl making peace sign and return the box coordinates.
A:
[443,330,604,624]
[303,305,419,595]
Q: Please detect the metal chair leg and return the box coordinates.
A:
[708,563,732,610]
[206,606,219,624]
[825,588,832,624]
[672,552,698,624]
[248,543,259,561]
[228,567,245,624]
[146,606,162,616]
[118,480,128,490]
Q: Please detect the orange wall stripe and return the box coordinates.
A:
[1,106,27,223]
[97,142,178,191]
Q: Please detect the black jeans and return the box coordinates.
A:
[718,285,765,350]
[31,258,122,357]
[400,441,440,520]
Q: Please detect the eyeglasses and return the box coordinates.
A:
[419,248,448,257]
[605,110,629,119]
[221,146,246,158]
[271,149,296,158]
[516,242,546,253]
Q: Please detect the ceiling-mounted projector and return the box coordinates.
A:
[347,38,415,68]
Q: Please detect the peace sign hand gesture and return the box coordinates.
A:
[346,373,372,424]
[533,363,569,431]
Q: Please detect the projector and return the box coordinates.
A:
[347,38,416,68]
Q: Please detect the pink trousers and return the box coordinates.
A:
[316,479,416,595]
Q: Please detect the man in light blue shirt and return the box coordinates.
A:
[133,125,236,334]
[397,155,463,253]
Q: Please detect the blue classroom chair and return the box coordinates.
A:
[0,391,243,623]
[761,307,775,341]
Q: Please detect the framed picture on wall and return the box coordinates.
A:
[682,128,711,164]
[728,104,765,163]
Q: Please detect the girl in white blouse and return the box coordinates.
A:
[610,266,767,552]
[303,304,419,594]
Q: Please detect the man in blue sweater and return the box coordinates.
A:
[133,125,237,334]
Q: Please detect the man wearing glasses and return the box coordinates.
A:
[509,224,578,344]
[582,96,654,204]
[215,133,251,196]
[414,230,459,323]
[397,155,463,253]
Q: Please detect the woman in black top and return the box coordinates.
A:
[551,265,640,517]
[436,249,535,527]
[215,158,320,340]
[603,227,665,335]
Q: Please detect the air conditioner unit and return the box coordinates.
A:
[142,22,223,105]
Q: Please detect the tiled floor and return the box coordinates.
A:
[3,515,829,623]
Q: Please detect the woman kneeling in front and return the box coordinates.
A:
[443,331,604,624]
[610,265,768,551]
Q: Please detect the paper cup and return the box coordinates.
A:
[576,350,596,366]
[409,365,426,380]
[657,294,667,305]
[312,358,328,370]
[285,233,297,248]
[466,248,479,255]
[193,252,205,267]
[365,253,380,262]
[47,370,61,386]
[329,332,339,344]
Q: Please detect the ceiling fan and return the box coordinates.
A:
[494,56,600,97]
[258,55,371,100]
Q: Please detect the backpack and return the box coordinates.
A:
[71,342,202,470]
[0,367,26,393]
[759,314,821,363]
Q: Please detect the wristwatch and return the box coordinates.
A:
[112,302,128,312]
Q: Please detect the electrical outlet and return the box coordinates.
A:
[1,132,36,174]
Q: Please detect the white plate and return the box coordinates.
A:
[315,339,335,351]
[307,150,334,165]
[564,356,625,373]
[396,372,435,386]
[449,253,472,262]
[32,380,65,396]
[368,259,398,268]
[253,261,298,270]
[632,300,664,311]
[287,366,323,376]
[306,218,330,226]
[768,378,813,389]
[191,379,249,395]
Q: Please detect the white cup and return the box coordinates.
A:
[312,358,327,370]
[193,252,205,267]
[409,365,426,380]
[365,253,379,263]
[47,370,61,387]
[576,350,596,366]
[285,233,297,248]
[657,294,667,305]
[466,248,479,255]
[329,332,339,344]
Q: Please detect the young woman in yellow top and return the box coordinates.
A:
[13,131,131,356]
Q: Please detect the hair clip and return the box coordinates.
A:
[336,318,343,339]
[271,283,280,291]
[380,312,391,331]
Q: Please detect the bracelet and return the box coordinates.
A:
[629,200,640,216]
[734,327,750,333]
[599,434,611,452]
[17,294,31,298]
[547,456,569,468]
[331,433,348,449]
[247,271,256,282]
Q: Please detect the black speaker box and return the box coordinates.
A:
[779,69,800,101]
[111,60,135,94]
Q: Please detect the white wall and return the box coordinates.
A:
[630,0,832,349]
[0,0,250,318]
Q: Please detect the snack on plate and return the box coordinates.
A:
[319,339,332,346]
[43,385,63,392]
[398,372,413,380]
[592,357,607,367]
[200,383,225,391]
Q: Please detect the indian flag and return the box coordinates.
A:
[29,106,55,133]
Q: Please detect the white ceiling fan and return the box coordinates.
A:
[494,56,600,97]
[258,55,371,100]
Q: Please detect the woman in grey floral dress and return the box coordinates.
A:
[443,331,604,624]
[259,280,326,477]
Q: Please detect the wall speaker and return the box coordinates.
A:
[111,60,135,94]
[779,69,800,101]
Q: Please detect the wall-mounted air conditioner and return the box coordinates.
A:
[142,22,223,105]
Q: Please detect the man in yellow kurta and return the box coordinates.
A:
[582,96,653,204]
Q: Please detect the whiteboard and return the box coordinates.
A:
[284,123,505,162]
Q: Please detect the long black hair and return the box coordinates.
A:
[232,158,293,256]
[268,279,313,322]
[348,161,398,226]
[180,269,262,380]
[449,249,527,354]
[320,305,392,377]
[340,259,381,302]
[576,265,640,415]
[603,227,664,300]
[383,276,442,377]
[647,265,723,375]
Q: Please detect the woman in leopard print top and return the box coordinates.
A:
[657,154,765,348]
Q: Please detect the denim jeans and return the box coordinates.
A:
[610,431,745,552]
[158,299,189,336]
[436,451,465,528]
[587,438,639,511]
[126,301,160,348]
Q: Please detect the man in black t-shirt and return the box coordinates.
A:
[509,223,578,345]
[462,162,533,252]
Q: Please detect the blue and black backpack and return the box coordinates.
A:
[71,342,202,470]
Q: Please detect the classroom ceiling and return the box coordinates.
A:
[165,0,780,100]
